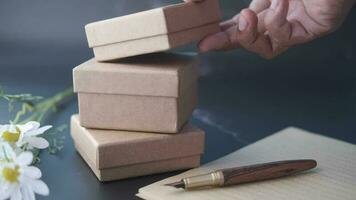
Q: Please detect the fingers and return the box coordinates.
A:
[198,9,279,58]
[198,0,307,58]
[249,0,271,13]
[264,0,291,48]
[236,9,278,58]
[198,24,241,52]
[198,32,229,52]
[254,10,268,33]
[237,10,258,45]
[198,8,279,58]
[220,14,239,31]
[264,0,309,47]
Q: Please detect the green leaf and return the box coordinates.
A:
[46,124,67,155]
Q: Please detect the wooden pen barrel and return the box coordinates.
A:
[222,160,317,186]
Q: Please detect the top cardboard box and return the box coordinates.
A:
[85,0,221,61]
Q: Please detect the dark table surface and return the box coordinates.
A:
[1,0,355,199]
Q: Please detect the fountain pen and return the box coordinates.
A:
[165,159,317,190]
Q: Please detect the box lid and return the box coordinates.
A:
[70,115,205,169]
[73,53,199,98]
[85,0,221,48]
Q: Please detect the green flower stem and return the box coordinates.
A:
[12,103,34,124]
[1,86,74,164]
[17,87,74,124]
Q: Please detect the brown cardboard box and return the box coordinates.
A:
[70,115,205,181]
[85,0,221,61]
[73,53,199,133]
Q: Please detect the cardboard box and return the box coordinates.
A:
[85,0,221,61]
[73,53,199,133]
[71,115,205,181]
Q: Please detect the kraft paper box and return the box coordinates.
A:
[70,115,205,182]
[85,0,221,61]
[73,53,198,133]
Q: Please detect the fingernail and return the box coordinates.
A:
[271,0,280,9]
[239,15,248,31]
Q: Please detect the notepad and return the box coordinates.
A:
[137,127,356,200]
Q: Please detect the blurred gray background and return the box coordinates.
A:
[0,0,355,199]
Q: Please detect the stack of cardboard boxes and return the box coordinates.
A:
[71,0,221,181]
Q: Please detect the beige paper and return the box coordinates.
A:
[137,127,356,200]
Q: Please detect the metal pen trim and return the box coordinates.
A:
[183,171,224,189]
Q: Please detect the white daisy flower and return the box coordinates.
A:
[0,122,52,151]
[0,142,15,162]
[0,148,49,200]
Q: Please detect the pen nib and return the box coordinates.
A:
[164,180,185,189]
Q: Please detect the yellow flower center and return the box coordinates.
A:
[2,127,21,143]
[2,166,20,183]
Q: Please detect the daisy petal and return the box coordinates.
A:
[0,184,11,199]
[25,125,52,137]
[15,139,27,149]
[10,189,22,200]
[0,142,17,160]
[27,137,49,149]
[17,122,40,133]
[21,184,35,200]
[0,125,6,134]
[16,152,33,166]
[30,179,49,196]
[0,192,10,200]
[24,166,42,179]
[16,131,27,148]
[8,124,17,133]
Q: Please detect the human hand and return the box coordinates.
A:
[188,0,355,58]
